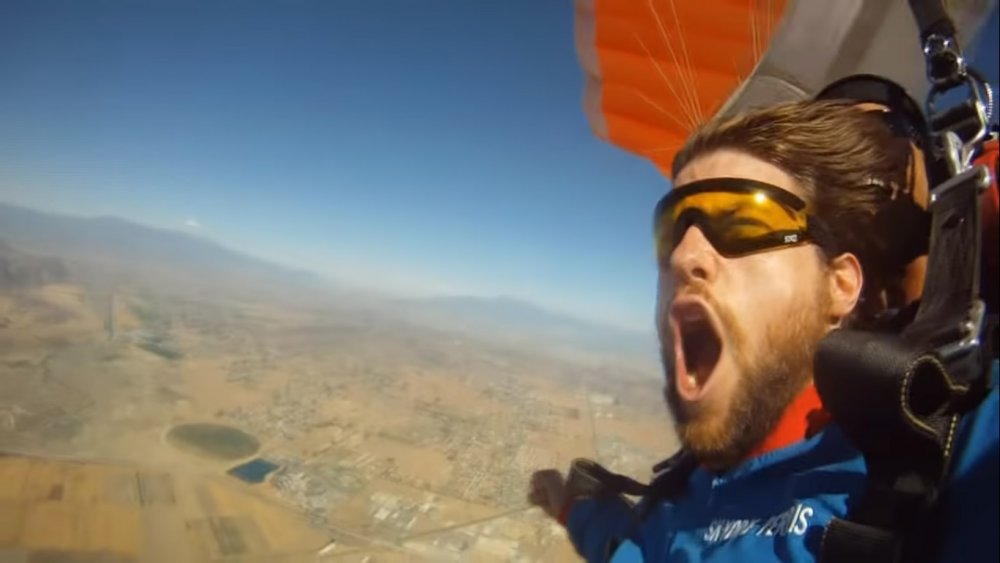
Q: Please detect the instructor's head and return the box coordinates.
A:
[657,100,915,470]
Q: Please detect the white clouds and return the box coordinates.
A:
[184,217,201,228]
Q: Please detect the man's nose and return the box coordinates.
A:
[668,226,720,284]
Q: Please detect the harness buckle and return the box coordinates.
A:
[923,34,966,89]
[937,299,986,362]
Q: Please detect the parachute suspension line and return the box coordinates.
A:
[640,5,699,132]
[644,141,686,155]
[645,0,702,131]
[631,31,701,132]
[732,52,747,87]
[666,0,705,122]
[749,0,762,65]
[628,79,696,132]
[765,0,773,46]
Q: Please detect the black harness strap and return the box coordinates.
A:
[814,1,996,558]
[813,335,977,563]
[566,457,653,500]
[564,448,697,507]
[640,449,698,517]
[908,0,965,91]
[814,115,994,563]
[815,154,992,562]
[907,0,957,43]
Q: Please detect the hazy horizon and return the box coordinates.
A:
[0,199,657,334]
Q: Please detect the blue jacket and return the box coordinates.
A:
[566,360,999,562]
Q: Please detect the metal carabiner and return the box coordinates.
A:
[927,74,991,175]
[923,34,967,90]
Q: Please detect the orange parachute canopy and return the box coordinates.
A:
[575,0,996,178]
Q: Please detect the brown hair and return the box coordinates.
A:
[671,100,916,328]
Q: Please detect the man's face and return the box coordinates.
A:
[658,149,835,471]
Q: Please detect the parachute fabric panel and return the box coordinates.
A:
[575,0,996,177]
[574,0,788,177]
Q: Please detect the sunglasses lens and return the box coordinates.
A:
[655,188,809,260]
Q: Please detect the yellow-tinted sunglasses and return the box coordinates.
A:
[654,178,817,261]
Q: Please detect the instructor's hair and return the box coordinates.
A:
[671,100,917,328]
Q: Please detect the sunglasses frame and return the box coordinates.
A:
[653,177,815,258]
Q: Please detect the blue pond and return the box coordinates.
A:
[227,458,281,484]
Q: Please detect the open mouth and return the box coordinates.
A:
[671,299,723,401]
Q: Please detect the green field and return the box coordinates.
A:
[166,423,261,461]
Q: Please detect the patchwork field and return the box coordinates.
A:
[0,453,330,562]
[0,224,676,562]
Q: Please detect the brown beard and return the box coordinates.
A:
[661,280,831,471]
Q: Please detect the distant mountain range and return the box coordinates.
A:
[0,202,658,369]
[390,294,657,368]
[0,203,327,295]
[0,240,68,289]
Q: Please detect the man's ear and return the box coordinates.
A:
[827,252,864,323]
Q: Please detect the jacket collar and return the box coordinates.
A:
[746,382,830,460]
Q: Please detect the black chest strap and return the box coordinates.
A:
[564,448,697,508]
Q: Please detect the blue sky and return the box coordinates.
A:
[0,1,997,331]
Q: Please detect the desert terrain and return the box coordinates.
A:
[0,204,677,562]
